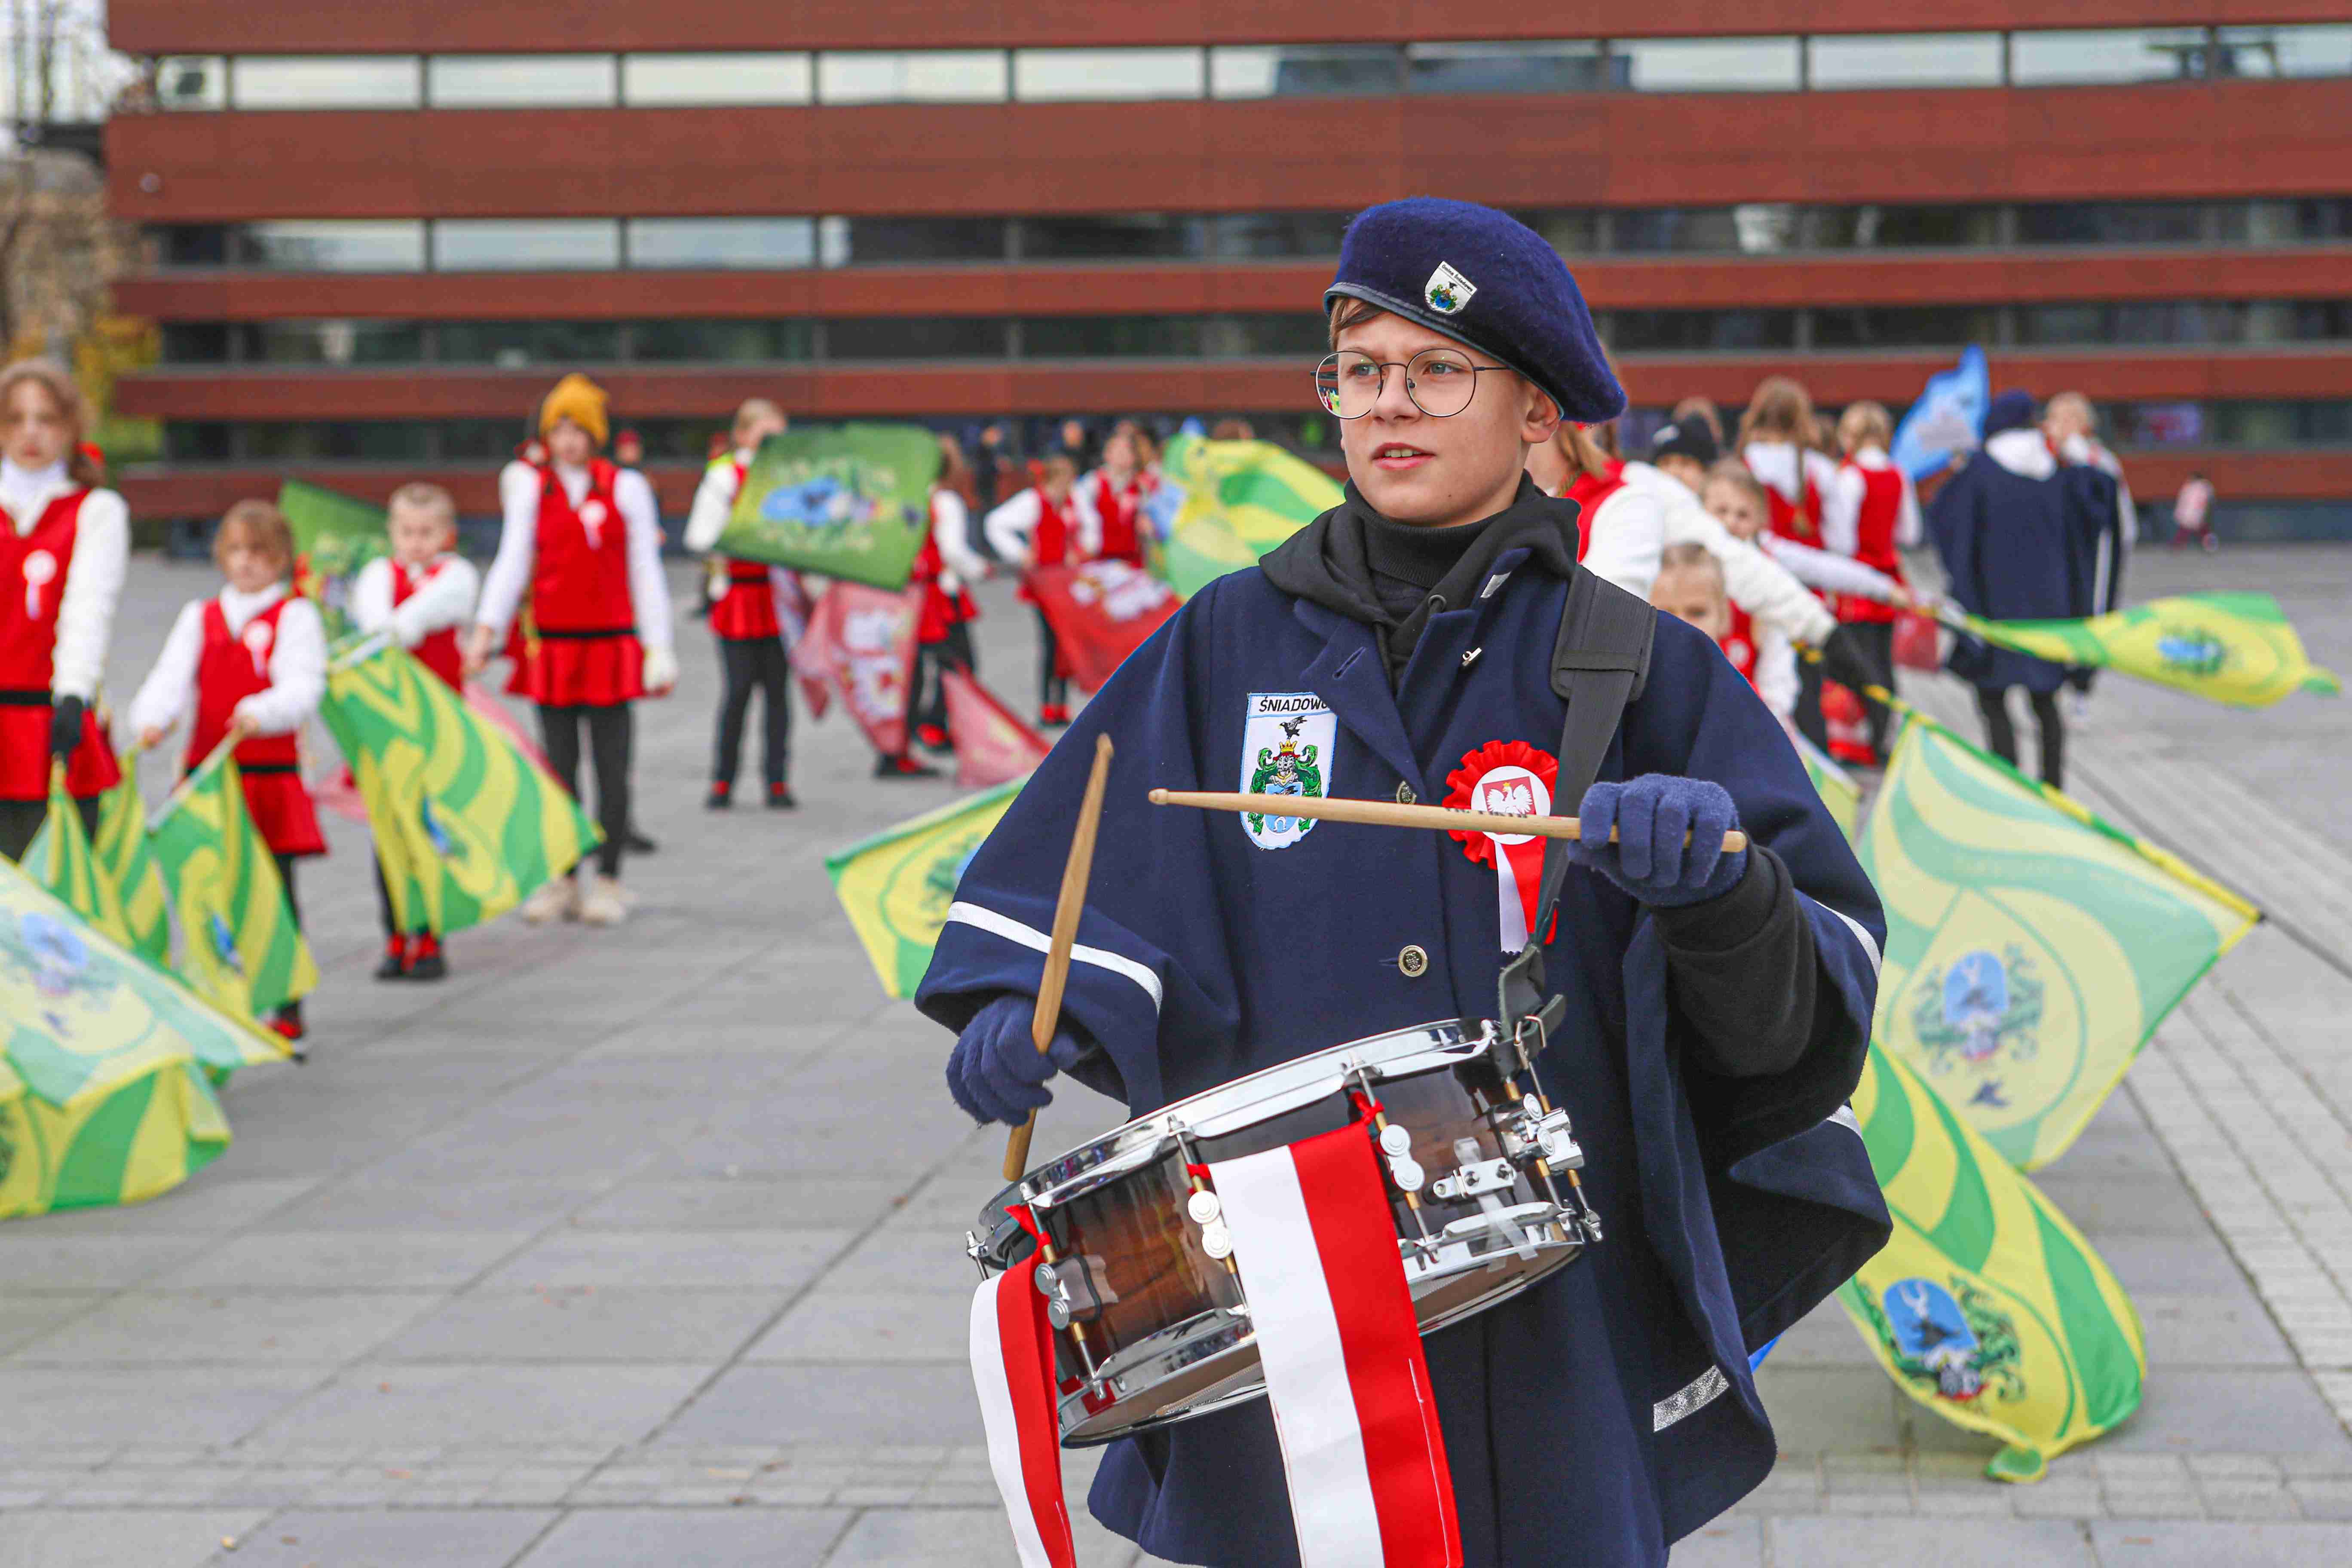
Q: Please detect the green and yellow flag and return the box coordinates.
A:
[1859,715,2258,1171]
[147,749,317,1029]
[1152,434,1342,601]
[1838,1040,2146,1481]
[319,638,599,935]
[280,479,389,634]
[23,769,136,954]
[0,855,274,1219]
[93,756,172,966]
[1792,731,1863,842]
[1956,592,2340,709]
[827,781,1023,998]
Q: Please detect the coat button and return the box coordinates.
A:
[1398,944,1429,978]
[1395,781,1417,805]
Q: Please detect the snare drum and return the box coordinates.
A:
[969,1017,1603,1445]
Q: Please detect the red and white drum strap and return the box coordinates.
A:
[1209,1124,1465,1568]
[969,1265,1078,1568]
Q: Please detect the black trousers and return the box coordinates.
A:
[1828,619,1899,762]
[713,634,792,789]
[1793,657,1828,753]
[0,794,98,864]
[1976,686,2067,788]
[274,851,303,930]
[540,703,632,878]
[1033,606,1068,712]
[909,622,976,738]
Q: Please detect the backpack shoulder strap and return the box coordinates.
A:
[1531,567,1657,943]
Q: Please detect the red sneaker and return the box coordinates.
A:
[915,722,949,751]
[1038,704,1071,728]
[374,936,409,981]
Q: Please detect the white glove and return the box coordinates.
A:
[641,644,678,695]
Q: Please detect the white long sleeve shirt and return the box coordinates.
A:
[475,459,674,652]
[2,459,129,702]
[683,450,745,554]
[982,488,1047,569]
[350,554,480,649]
[1758,534,1905,603]
[128,583,326,740]
[931,488,989,591]
[1624,460,1838,647]
[1741,441,1844,517]
[1821,446,1924,560]
[1574,483,1666,599]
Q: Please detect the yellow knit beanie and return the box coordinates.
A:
[538,374,609,447]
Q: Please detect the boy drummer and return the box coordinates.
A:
[919,199,1887,1568]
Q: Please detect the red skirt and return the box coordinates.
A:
[241,767,328,858]
[0,701,122,801]
[530,631,643,708]
[503,620,534,697]
[711,576,782,641]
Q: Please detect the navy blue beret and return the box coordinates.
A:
[1326,197,1625,425]
[1982,388,2039,438]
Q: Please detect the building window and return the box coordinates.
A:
[620,52,814,106]
[2015,202,2211,246]
[1609,208,1753,254]
[1406,40,1606,95]
[239,320,427,364]
[817,216,1010,266]
[627,217,818,270]
[1209,45,1400,98]
[2244,198,2352,243]
[1604,309,1799,352]
[1210,212,1355,257]
[230,55,422,110]
[824,318,1009,359]
[2213,25,2352,79]
[427,55,619,108]
[815,51,1009,105]
[1807,205,2003,249]
[1201,315,1332,357]
[1608,37,1801,93]
[1020,315,1203,358]
[631,320,813,362]
[1806,34,2003,91]
[244,220,426,272]
[437,321,625,366]
[2009,28,2211,86]
[1013,49,1205,102]
[1019,214,1207,261]
[1810,305,2003,349]
[155,56,227,110]
[432,220,622,271]
[246,421,433,462]
[160,323,233,363]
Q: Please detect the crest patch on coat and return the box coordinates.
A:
[1239,692,1333,851]
[1424,261,1477,315]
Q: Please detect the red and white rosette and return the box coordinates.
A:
[1444,740,1559,951]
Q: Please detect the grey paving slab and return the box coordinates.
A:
[0,1292,109,1354]
[1770,1516,2098,1565]
[248,1177,609,1233]
[1672,1518,1767,1566]
[0,1510,269,1568]
[2089,1519,2352,1565]
[658,1364,984,1447]
[2130,1291,2298,1369]
[0,1367,322,1446]
[380,1287,783,1363]
[820,1506,1142,1567]
[196,1508,559,1568]
[151,1230,537,1291]
[470,1230,854,1291]
[2099,1370,2352,1458]
[2027,1172,2211,1234]
[0,1235,212,1289]
[514,1507,851,1567]
[1752,1366,1905,1456]
[11,1178,318,1238]
[746,1289,974,1363]
[6,1290,445,1367]
[238,1363,711,1452]
[567,1178,912,1231]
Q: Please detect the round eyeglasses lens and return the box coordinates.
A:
[1314,352,1384,419]
[1403,349,1481,417]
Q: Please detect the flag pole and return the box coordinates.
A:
[1148,788,1748,853]
[1002,732,1115,1184]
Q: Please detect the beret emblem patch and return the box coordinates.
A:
[1423,261,1477,315]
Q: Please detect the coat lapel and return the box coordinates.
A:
[1292,599,1427,800]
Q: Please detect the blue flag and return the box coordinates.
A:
[1891,345,1990,482]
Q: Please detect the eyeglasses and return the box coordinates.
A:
[1314,348,1511,420]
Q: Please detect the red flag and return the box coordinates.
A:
[970,1259,1078,1568]
[1209,1123,1463,1568]
[797,582,919,756]
[1024,560,1179,693]
[788,589,836,721]
[942,668,1051,789]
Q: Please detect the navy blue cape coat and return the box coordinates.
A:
[1931,450,2121,694]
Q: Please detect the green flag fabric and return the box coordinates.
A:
[716,424,942,589]
[147,749,318,1028]
[1955,592,2340,709]
[0,854,282,1219]
[1858,714,2258,1172]
[1838,1039,2147,1481]
[280,479,389,634]
[1152,434,1342,600]
[320,639,600,936]
[826,782,1022,999]
[92,756,172,966]
[23,770,136,954]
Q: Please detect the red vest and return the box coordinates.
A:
[1564,462,1630,563]
[191,596,300,774]
[710,457,783,642]
[1835,461,1909,626]
[911,528,977,646]
[1766,476,1824,548]
[1718,601,1759,687]
[1031,488,1079,570]
[0,487,119,800]
[393,558,466,690]
[529,460,644,706]
[1086,472,1148,567]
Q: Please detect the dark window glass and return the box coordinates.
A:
[243,320,427,365]
[438,321,625,366]
[2112,302,2237,344]
[819,217,1009,266]
[1608,208,1747,254]
[159,226,232,266]
[1511,209,1604,254]
[1019,315,1202,358]
[161,322,233,363]
[164,422,234,461]
[1020,215,1207,261]
[1210,44,1400,98]
[630,319,811,362]
[1810,306,2000,349]
[245,421,433,461]
[440,420,524,461]
[1210,212,1352,258]
[2245,198,2352,243]
[2107,402,2208,447]
[1406,41,1605,95]
[2016,202,2213,246]
[626,419,731,460]
[1808,205,2001,250]
[2015,304,2109,345]
[1202,315,1330,357]
[1605,309,1797,352]
[825,317,1007,359]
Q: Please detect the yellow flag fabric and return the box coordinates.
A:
[1152,435,1343,600]
[147,750,316,1032]
[93,756,171,965]
[319,640,600,935]
[826,782,1022,998]
[1859,716,2257,1171]
[0,854,273,1219]
[24,771,136,953]
[1839,1039,2147,1481]
[1957,592,2340,709]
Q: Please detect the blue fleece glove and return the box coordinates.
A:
[946,993,1089,1127]
[1570,775,1747,909]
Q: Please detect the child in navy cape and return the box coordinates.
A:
[920,199,1889,1568]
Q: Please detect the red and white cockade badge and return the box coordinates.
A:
[1445,740,1557,950]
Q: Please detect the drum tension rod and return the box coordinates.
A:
[1171,1124,1241,1281]
[1507,1018,1604,1245]
[1350,1065,1436,1252]
[1025,1207,1103,1377]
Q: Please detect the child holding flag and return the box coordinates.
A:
[1823,401,1922,763]
[683,398,798,809]
[466,375,676,927]
[983,451,1086,727]
[350,483,478,979]
[130,499,327,1040]
[0,358,128,861]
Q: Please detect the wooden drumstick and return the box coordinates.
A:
[1148,788,1748,853]
[1002,733,1116,1183]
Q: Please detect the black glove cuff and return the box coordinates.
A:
[49,695,85,757]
